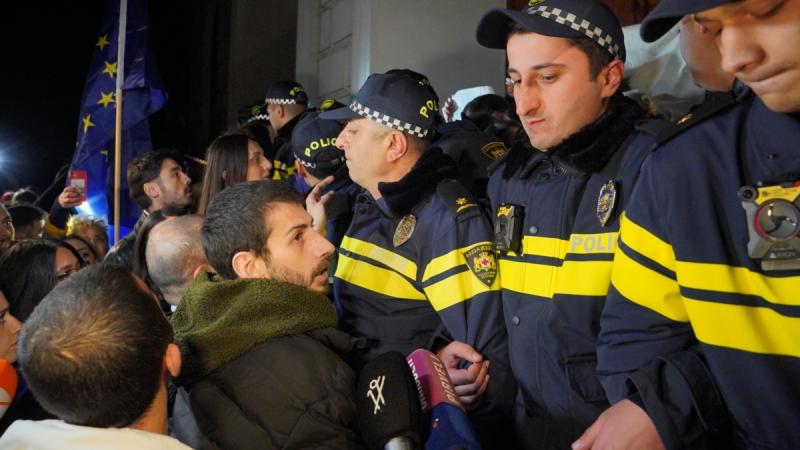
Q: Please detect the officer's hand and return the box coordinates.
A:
[58,186,84,208]
[572,399,664,450]
[437,341,489,411]
[306,175,335,233]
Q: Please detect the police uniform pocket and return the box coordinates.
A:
[563,354,607,404]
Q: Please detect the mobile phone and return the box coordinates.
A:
[67,170,88,203]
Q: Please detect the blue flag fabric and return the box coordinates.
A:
[71,0,166,238]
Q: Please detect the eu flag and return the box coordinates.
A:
[70,0,166,238]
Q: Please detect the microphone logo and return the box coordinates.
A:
[366,375,386,414]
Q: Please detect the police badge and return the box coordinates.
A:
[393,214,417,247]
[597,180,617,227]
[463,244,498,287]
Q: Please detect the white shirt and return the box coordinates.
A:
[0,420,192,450]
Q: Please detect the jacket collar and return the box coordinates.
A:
[377,146,458,217]
[172,273,339,385]
[503,94,644,179]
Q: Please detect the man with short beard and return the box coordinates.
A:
[171,180,364,450]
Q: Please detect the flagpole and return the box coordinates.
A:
[113,0,128,243]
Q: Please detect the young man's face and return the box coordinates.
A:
[507,33,609,151]
[155,158,193,208]
[695,0,800,112]
[261,202,335,294]
[336,118,391,196]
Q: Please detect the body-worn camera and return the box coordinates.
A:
[739,182,800,272]
[494,203,524,253]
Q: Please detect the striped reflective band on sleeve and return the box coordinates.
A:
[686,299,800,358]
[335,253,426,300]
[339,236,417,280]
[610,213,688,321]
[422,242,499,311]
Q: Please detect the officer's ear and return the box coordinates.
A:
[384,130,409,163]
[598,59,624,100]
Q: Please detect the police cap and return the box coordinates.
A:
[475,0,626,62]
[265,80,309,106]
[291,112,344,176]
[319,72,439,139]
[639,0,731,42]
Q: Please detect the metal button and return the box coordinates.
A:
[511,316,520,326]
[528,225,538,235]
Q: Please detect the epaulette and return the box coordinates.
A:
[437,180,480,217]
[637,91,739,147]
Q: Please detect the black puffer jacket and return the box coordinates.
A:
[171,273,366,450]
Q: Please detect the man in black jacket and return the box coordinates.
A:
[171,180,364,450]
[104,149,192,269]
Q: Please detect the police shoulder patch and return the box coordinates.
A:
[480,140,507,161]
[463,244,498,287]
[437,180,478,216]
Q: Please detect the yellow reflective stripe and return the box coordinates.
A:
[335,253,426,300]
[618,213,676,271]
[499,258,612,298]
[518,235,569,259]
[676,261,800,306]
[685,299,800,358]
[422,241,493,282]
[610,247,689,322]
[423,269,497,311]
[340,236,418,280]
[556,260,613,296]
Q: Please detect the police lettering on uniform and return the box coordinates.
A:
[319,72,515,446]
[575,1,800,449]
[469,1,659,447]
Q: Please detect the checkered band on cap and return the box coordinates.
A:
[527,5,621,59]
[265,98,300,105]
[349,100,429,138]
[247,114,269,123]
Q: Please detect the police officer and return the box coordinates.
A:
[469,1,658,447]
[387,68,509,201]
[292,111,358,256]
[265,80,309,180]
[575,0,800,449]
[320,72,514,445]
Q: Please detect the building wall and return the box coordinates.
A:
[297,0,506,105]
[227,0,298,126]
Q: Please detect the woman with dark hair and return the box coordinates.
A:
[196,133,272,215]
[0,238,81,433]
[0,239,82,323]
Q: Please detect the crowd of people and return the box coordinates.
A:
[0,0,797,448]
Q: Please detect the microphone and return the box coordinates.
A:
[406,349,481,450]
[0,360,18,419]
[357,351,423,450]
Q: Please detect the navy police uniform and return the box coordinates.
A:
[475,1,657,447]
[322,72,514,447]
[597,3,800,448]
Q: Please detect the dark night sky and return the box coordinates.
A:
[0,1,198,204]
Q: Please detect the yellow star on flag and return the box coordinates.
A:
[456,197,468,206]
[96,34,110,50]
[97,91,114,108]
[82,115,95,133]
[102,61,117,78]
